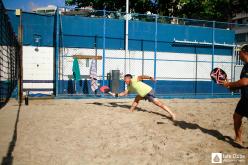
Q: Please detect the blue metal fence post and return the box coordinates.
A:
[153,15,158,93]
[55,7,60,96]
[102,9,106,87]
[211,21,215,96]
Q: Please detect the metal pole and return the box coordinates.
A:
[231,46,235,82]
[153,15,158,92]
[102,9,106,87]
[211,21,215,96]
[59,12,64,81]
[95,35,97,73]
[124,0,129,75]
[95,35,98,95]
[17,9,23,104]
[141,40,144,77]
[195,47,198,95]
[55,8,60,96]
[231,45,235,96]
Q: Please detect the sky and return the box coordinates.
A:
[3,0,66,11]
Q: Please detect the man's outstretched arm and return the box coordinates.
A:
[222,78,248,89]
[114,90,128,97]
[137,75,156,82]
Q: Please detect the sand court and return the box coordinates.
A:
[0,98,247,165]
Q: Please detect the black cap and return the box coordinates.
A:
[124,74,132,78]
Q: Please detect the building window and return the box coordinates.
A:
[235,33,247,42]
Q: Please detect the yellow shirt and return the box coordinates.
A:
[127,77,152,97]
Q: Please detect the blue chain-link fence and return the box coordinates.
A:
[4,7,247,99]
[56,8,247,98]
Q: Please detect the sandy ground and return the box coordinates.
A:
[0,98,248,165]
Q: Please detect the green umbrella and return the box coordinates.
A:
[72,58,81,80]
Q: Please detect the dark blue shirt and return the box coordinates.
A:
[240,63,248,100]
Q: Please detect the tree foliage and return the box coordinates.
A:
[178,0,248,21]
[65,0,248,21]
[65,0,154,13]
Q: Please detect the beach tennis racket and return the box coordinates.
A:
[210,68,227,84]
[100,86,114,95]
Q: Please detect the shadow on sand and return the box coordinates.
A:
[87,101,173,120]
[1,104,21,165]
[87,101,246,149]
[173,120,246,149]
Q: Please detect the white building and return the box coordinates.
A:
[32,5,57,14]
[232,13,248,45]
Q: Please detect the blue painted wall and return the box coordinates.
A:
[7,10,55,47]
[57,80,230,96]
[7,10,234,56]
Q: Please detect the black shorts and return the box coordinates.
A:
[143,90,156,102]
[235,99,248,118]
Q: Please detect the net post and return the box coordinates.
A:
[17,9,23,104]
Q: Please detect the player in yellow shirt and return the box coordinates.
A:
[113,74,176,120]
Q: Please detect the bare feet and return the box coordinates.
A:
[130,109,135,112]
[234,137,243,146]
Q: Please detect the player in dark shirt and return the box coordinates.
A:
[221,44,248,146]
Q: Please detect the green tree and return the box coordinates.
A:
[65,0,248,21]
[178,0,248,21]
[154,0,181,17]
[65,0,155,13]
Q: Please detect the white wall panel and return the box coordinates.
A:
[23,46,54,93]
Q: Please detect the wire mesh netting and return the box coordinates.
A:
[0,1,20,107]
[58,10,105,95]
[54,8,248,97]
[1,5,247,102]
